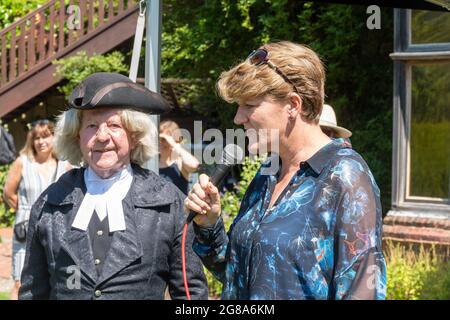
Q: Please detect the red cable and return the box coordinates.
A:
[181,223,191,300]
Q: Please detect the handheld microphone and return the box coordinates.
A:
[185,144,244,224]
[182,144,243,299]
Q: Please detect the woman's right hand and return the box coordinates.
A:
[184,173,221,228]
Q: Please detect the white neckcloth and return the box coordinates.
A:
[72,165,133,232]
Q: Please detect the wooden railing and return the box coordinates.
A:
[0,0,135,89]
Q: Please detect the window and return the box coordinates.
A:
[391,9,450,216]
[408,63,450,201]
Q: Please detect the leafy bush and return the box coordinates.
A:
[53,51,128,98]
[420,260,450,300]
[205,156,263,298]
[0,164,15,228]
[0,292,10,300]
[0,0,47,29]
[385,241,450,300]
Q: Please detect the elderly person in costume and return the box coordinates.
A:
[19,72,208,300]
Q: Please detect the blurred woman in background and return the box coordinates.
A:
[3,120,71,299]
[159,120,199,195]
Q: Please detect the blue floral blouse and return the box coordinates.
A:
[193,138,387,300]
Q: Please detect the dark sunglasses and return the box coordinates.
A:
[247,48,299,94]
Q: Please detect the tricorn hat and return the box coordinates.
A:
[68,72,171,114]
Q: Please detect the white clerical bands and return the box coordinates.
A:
[72,165,133,232]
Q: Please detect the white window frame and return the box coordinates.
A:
[389,9,450,218]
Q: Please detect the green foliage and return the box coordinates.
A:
[420,260,450,300]
[53,51,128,98]
[0,0,47,29]
[204,265,223,299]
[0,292,10,300]
[0,204,14,228]
[0,164,15,228]
[205,156,263,298]
[385,241,450,300]
[352,110,392,213]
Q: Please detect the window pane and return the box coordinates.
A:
[411,10,450,44]
[409,63,450,199]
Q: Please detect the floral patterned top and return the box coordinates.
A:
[193,138,387,300]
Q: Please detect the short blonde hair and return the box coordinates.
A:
[20,120,57,161]
[54,108,157,166]
[217,41,325,122]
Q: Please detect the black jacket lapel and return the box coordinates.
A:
[97,196,143,284]
[47,168,98,284]
[97,165,176,284]
[64,225,98,284]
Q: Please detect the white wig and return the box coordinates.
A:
[54,108,157,166]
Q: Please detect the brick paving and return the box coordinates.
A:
[0,228,14,294]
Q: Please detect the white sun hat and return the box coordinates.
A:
[319,104,352,138]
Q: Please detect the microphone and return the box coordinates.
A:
[186,144,244,224]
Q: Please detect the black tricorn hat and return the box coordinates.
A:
[68,72,171,114]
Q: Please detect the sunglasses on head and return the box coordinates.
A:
[247,48,299,94]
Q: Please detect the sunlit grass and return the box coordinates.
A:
[0,292,10,300]
[385,240,450,300]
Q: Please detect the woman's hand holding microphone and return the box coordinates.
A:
[184,173,222,228]
[184,143,243,227]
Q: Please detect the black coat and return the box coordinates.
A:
[18,164,208,300]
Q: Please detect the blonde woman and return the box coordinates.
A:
[18,73,207,300]
[185,41,386,300]
[159,120,199,195]
[3,120,71,300]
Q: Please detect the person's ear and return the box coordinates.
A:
[287,93,302,120]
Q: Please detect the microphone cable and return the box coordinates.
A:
[180,144,243,300]
[181,223,191,300]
